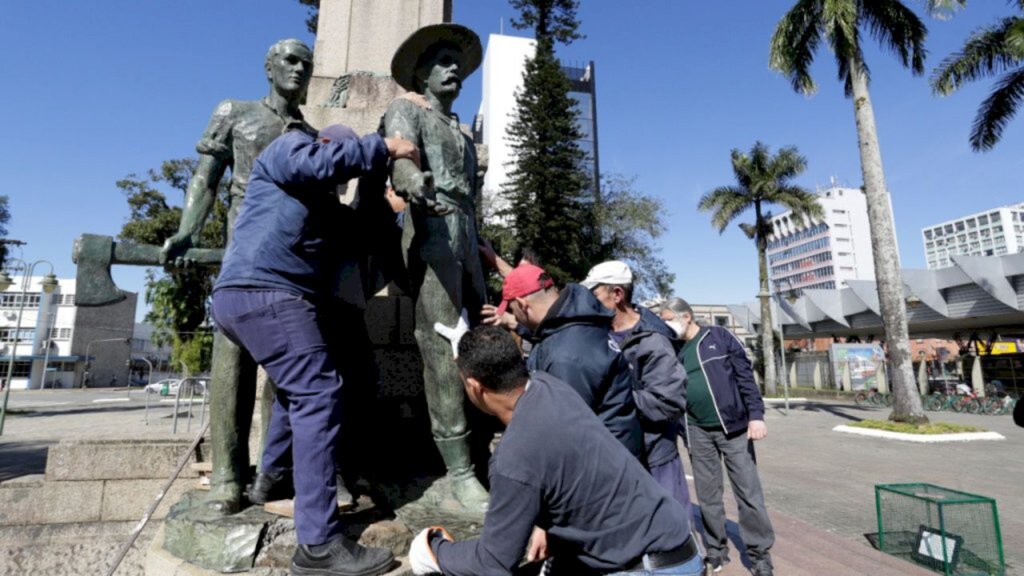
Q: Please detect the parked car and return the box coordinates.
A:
[144,377,210,397]
[145,378,180,396]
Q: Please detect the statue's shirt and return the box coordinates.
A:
[384,97,477,204]
[197,99,313,202]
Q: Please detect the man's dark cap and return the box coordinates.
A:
[391,24,482,93]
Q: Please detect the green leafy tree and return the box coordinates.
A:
[117,158,227,373]
[0,196,11,270]
[593,174,674,299]
[698,142,823,396]
[932,1,1024,150]
[768,0,963,423]
[297,0,319,34]
[496,0,594,284]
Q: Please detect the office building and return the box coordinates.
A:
[922,202,1024,269]
[0,276,136,389]
[766,186,875,295]
[474,33,600,217]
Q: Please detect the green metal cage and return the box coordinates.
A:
[876,483,1004,576]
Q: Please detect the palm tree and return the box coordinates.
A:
[769,0,960,423]
[699,142,823,396]
[932,1,1024,151]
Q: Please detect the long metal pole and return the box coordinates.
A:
[774,295,790,415]
[0,262,31,436]
[40,308,56,389]
[104,420,209,576]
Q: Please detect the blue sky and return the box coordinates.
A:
[3,1,1021,320]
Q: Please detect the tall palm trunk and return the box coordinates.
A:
[847,55,928,424]
[755,202,777,396]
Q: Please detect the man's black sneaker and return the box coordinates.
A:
[705,556,729,574]
[248,470,294,505]
[751,557,774,576]
[291,534,394,576]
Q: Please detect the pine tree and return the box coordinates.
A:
[497,0,594,283]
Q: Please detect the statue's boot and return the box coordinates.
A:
[204,466,243,515]
[435,433,489,513]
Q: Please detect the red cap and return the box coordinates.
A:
[495,264,553,316]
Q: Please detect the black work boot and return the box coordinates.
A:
[248,470,294,505]
[291,534,394,576]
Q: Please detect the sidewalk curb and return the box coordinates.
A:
[833,424,1005,443]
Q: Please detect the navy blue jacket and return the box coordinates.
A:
[526,284,643,459]
[620,307,687,467]
[432,372,691,575]
[215,129,388,297]
[679,325,765,435]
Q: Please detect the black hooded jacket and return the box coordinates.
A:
[526,284,643,459]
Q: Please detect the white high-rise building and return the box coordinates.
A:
[921,203,1024,269]
[474,34,599,218]
[766,187,876,294]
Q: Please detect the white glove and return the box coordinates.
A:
[433,308,470,358]
[410,526,453,575]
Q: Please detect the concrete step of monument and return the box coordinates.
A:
[0,475,194,525]
[0,520,160,575]
[45,437,209,481]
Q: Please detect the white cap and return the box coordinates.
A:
[581,260,633,289]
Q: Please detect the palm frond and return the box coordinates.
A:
[770,0,823,95]
[919,0,966,21]
[970,66,1024,150]
[770,185,825,226]
[822,0,866,96]
[931,18,1024,94]
[862,0,928,75]
[698,186,753,233]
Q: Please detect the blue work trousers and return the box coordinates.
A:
[211,288,342,545]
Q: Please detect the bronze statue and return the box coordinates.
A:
[161,39,315,513]
[384,24,489,512]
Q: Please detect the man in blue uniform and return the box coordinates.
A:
[211,123,417,576]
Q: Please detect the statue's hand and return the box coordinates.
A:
[399,171,453,217]
[433,308,470,359]
[161,233,196,269]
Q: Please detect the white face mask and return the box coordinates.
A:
[665,320,685,338]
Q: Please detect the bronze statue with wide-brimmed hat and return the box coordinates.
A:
[384,23,489,512]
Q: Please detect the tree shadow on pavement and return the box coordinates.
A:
[0,441,52,481]
[770,402,875,422]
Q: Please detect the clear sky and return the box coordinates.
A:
[3,1,1021,320]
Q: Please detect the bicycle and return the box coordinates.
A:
[854,388,892,407]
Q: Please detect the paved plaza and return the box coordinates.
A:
[1,390,1021,574]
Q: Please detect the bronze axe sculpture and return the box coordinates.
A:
[71,233,224,307]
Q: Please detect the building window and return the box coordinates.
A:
[833,209,847,214]
[0,328,34,343]
[0,293,41,309]
[967,219,977,228]
[979,215,989,225]
[714,315,731,327]
[46,327,72,340]
[61,293,75,306]
[10,361,32,378]
[991,212,1001,222]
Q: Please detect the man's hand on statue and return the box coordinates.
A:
[748,419,768,441]
[403,171,454,217]
[385,131,421,169]
[160,233,196,269]
[526,527,549,563]
[410,526,453,575]
[433,308,471,359]
[481,304,518,331]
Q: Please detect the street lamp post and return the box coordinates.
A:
[771,279,798,416]
[0,260,60,436]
